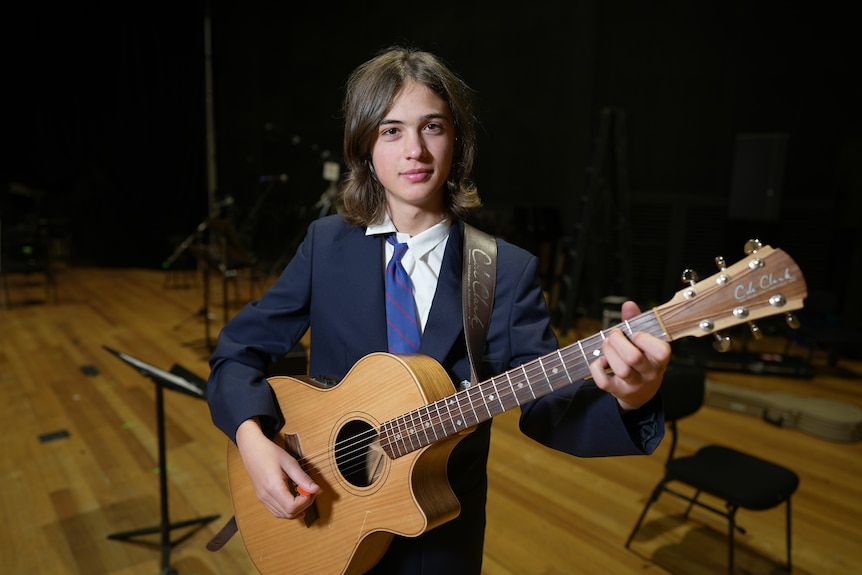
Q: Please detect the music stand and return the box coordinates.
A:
[103,346,220,575]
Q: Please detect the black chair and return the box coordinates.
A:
[625,361,799,573]
[0,222,57,308]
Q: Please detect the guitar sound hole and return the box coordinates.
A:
[335,420,384,488]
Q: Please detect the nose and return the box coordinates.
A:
[404,131,426,160]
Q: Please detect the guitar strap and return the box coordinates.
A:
[207,222,499,552]
[206,516,237,552]
[462,223,497,387]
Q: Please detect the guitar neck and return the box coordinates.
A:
[380,244,808,459]
[380,310,667,459]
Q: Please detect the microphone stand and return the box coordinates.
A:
[162,196,234,350]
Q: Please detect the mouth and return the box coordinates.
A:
[401,169,432,183]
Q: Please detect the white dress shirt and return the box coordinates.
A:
[366,216,451,334]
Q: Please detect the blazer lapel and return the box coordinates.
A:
[324,228,389,353]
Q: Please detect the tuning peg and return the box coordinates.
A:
[712,333,732,352]
[681,269,699,286]
[680,269,700,299]
[748,321,763,340]
[714,256,727,271]
[785,312,801,329]
[744,238,764,254]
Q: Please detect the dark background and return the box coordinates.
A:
[3,1,859,331]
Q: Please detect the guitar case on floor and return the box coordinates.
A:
[705,380,862,442]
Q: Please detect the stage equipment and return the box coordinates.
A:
[103,346,219,575]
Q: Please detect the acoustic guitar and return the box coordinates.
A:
[226,243,807,575]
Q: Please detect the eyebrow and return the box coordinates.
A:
[379,112,450,126]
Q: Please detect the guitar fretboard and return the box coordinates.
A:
[380,310,667,458]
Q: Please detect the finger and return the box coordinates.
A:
[621,300,641,321]
[631,331,672,366]
[282,459,321,497]
[601,330,643,381]
[588,353,612,390]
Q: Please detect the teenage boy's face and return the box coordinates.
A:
[371,81,454,215]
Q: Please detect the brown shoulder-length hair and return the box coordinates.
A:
[337,46,481,226]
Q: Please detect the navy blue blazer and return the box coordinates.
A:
[207,215,663,574]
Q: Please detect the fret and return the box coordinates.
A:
[444,394,465,434]
[418,403,434,446]
[437,396,453,436]
[519,364,531,401]
[454,388,472,428]
[537,356,553,394]
[424,403,440,444]
[384,420,398,457]
[508,370,534,404]
[486,376,506,416]
[550,354,569,390]
[498,374,518,411]
[556,349,572,383]
[502,372,516,407]
[401,416,414,452]
[430,402,447,445]
[576,340,589,364]
[396,416,411,455]
[584,334,603,360]
[383,420,403,458]
[469,385,486,423]
[403,411,418,452]
[456,388,476,428]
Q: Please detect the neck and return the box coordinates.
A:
[388,207,446,237]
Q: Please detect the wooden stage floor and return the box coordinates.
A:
[1,266,860,574]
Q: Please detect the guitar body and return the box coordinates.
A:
[227,352,467,575]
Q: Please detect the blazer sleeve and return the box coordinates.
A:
[206,221,316,443]
[491,242,664,456]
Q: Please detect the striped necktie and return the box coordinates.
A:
[385,234,421,353]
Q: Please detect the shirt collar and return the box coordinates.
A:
[367,214,452,260]
[366,213,398,237]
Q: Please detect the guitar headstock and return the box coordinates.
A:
[655,242,807,343]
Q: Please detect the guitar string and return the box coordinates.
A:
[302,254,804,476]
[295,313,668,477]
[307,251,806,476]
[308,314,669,478]
[287,311,671,480]
[327,313,670,478]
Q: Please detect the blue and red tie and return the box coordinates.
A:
[385,234,421,353]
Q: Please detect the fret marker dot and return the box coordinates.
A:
[592,350,601,357]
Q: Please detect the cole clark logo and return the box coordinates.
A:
[734,267,798,302]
